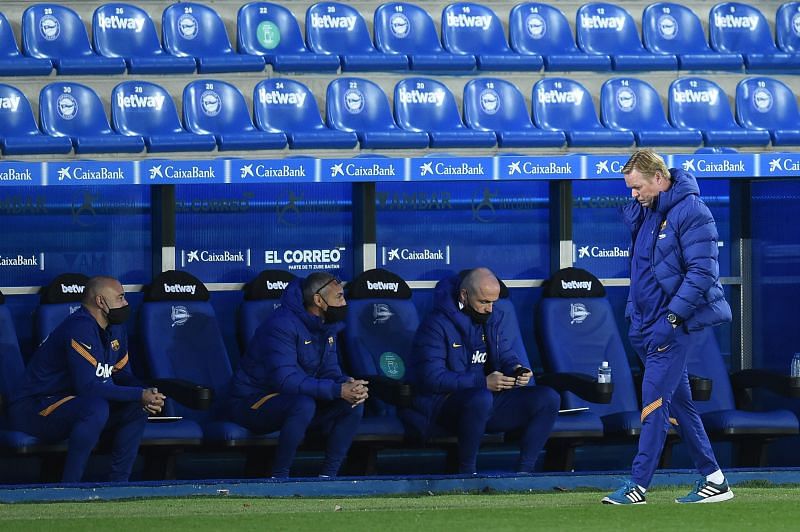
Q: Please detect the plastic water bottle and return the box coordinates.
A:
[598,361,612,384]
[791,353,800,378]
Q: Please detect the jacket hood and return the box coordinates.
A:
[433,274,463,317]
[657,168,700,214]
[432,274,498,334]
[280,277,343,334]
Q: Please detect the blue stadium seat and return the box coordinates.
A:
[0,294,24,407]
[374,2,476,71]
[394,77,496,148]
[575,2,677,71]
[709,2,800,71]
[441,2,543,71]
[253,78,357,149]
[21,4,126,75]
[485,282,605,471]
[39,82,145,154]
[0,12,52,76]
[138,271,274,450]
[33,273,89,348]
[536,269,641,441]
[326,78,429,149]
[777,2,800,53]
[600,77,702,146]
[0,83,72,155]
[237,270,296,355]
[237,2,339,72]
[687,328,799,466]
[0,292,67,459]
[162,2,265,73]
[532,77,633,147]
[462,78,565,147]
[736,77,800,145]
[341,269,416,453]
[111,81,217,153]
[93,3,196,74]
[668,77,771,146]
[509,3,611,71]
[183,79,287,151]
[642,3,743,71]
[305,2,407,71]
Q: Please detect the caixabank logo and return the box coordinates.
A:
[574,243,629,261]
[143,160,224,183]
[180,248,251,268]
[587,156,632,177]
[670,154,751,177]
[51,163,134,184]
[0,252,45,271]
[381,245,451,266]
[503,157,573,177]
[236,160,313,182]
[763,154,800,177]
[326,159,399,180]
[0,164,35,183]
[414,158,487,180]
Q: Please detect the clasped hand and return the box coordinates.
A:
[341,378,369,408]
[141,387,166,415]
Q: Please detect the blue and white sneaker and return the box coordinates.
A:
[601,480,647,505]
[675,478,734,504]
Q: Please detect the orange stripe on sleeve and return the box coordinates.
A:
[39,395,76,416]
[71,339,97,367]
[112,353,129,372]
[250,393,279,410]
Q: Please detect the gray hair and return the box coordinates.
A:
[302,272,338,307]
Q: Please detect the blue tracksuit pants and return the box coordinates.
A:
[229,393,364,478]
[10,395,148,482]
[436,385,560,474]
[629,326,720,488]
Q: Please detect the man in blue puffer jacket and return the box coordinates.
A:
[222,272,368,478]
[603,150,734,505]
[408,267,560,474]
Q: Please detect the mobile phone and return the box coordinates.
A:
[508,366,531,378]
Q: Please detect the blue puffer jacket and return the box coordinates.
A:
[622,168,732,331]
[404,274,524,438]
[226,278,348,401]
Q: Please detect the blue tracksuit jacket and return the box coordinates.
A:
[227,278,349,401]
[12,305,142,408]
[621,168,732,331]
[406,274,525,437]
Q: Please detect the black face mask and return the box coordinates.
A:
[461,303,491,325]
[323,303,348,324]
[103,298,131,325]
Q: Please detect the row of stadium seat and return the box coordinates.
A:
[3,2,800,76]
[2,74,799,155]
[1,269,797,478]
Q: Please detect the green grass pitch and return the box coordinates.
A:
[2,486,799,531]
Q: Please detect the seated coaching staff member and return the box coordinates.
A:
[409,268,560,474]
[10,276,165,482]
[221,272,368,478]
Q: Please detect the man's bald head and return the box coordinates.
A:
[81,276,128,329]
[459,268,500,319]
[82,276,120,306]
[460,267,500,296]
